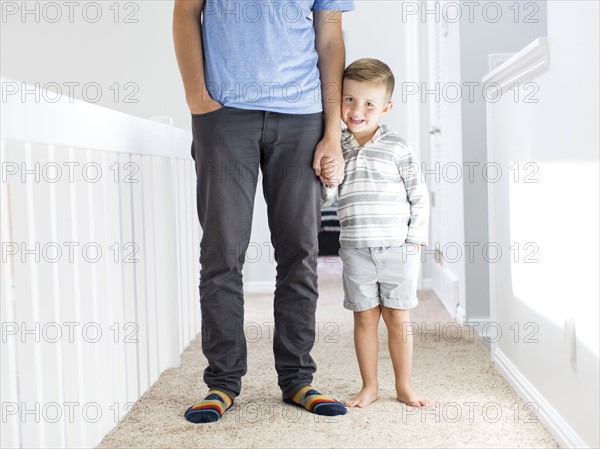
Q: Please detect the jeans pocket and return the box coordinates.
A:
[191,106,227,119]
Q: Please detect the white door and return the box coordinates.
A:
[425,1,464,317]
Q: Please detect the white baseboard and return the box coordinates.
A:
[494,349,588,448]
[464,318,492,351]
[465,317,491,336]
[243,282,275,295]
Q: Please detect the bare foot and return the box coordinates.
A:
[396,386,428,407]
[344,386,379,408]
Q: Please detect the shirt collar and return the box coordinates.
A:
[342,124,390,148]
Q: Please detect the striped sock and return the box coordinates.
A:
[184,389,233,423]
[284,385,347,416]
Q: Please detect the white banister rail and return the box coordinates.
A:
[1,78,201,448]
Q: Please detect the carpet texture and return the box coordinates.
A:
[97,257,557,448]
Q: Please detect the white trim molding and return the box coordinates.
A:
[464,318,492,351]
[1,77,191,159]
[482,37,550,93]
[495,350,589,449]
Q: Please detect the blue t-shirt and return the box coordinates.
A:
[201,0,355,114]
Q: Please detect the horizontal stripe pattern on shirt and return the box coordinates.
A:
[321,125,429,247]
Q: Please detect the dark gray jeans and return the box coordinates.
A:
[190,106,323,399]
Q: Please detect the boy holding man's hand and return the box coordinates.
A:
[321,58,430,408]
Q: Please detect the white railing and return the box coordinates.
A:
[1,78,201,448]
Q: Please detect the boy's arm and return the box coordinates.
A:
[321,184,339,208]
[312,10,346,185]
[320,156,339,206]
[399,145,430,246]
[173,0,221,114]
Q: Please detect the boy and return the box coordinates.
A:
[321,58,429,408]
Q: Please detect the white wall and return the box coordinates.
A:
[0,1,189,129]
[458,1,547,323]
[419,1,547,323]
[485,2,599,447]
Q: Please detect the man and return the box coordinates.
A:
[173,0,354,423]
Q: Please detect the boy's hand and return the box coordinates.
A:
[321,157,338,178]
[320,156,341,188]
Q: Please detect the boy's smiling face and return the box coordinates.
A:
[341,78,393,146]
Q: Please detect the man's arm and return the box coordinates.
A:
[312,10,346,185]
[173,0,221,114]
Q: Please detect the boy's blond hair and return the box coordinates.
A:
[343,58,395,101]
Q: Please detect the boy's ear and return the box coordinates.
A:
[383,101,394,113]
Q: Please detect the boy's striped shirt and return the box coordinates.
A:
[322,125,429,248]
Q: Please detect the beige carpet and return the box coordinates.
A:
[97,257,557,448]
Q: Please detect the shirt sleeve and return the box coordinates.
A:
[312,0,355,12]
[397,144,430,245]
[321,184,338,208]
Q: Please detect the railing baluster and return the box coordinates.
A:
[2,78,196,447]
[1,139,22,449]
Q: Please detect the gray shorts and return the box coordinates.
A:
[339,244,421,312]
